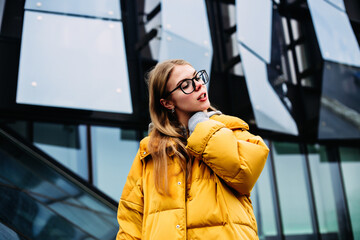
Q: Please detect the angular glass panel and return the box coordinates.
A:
[339,146,360,240]
[34,123,88,180]
[272,142,313,235]
[159,31,212,76]
[325,0,345,11]
[307,0,360,67]
[0,129,118,239]
[0,179,95,239]
[161,0,212,51]
[307,144,341,238]
[17,11,132,114]
[239,45,298,135]
[0,149,74,201]
[91,126,139,200]
[158,0,213,73]
[235,0,272,63]
[25,0,121,20]
[318,62,360,139]
[49,198,115,239]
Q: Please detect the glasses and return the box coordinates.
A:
[165,70,209,98]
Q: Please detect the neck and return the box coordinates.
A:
[176,110,208,128]
[176,112,191,128]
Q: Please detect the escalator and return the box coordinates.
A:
[0,126,119,240]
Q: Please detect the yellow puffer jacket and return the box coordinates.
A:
[117,114,269,240]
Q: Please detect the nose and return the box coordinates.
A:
[194,79,202,91]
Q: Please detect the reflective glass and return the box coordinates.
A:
[0,182,93,239]
[0,129,118,239]
[239,44,298,135]
[17,11,133,114]
[235,0,272,63]
[34,123,88,180]
[339,147,360,240]
[272,142,313,235]
[0,221,25,240]
[25,0,121,20]
[252,141,278,238]
[0,0,5,32]
[0,149,75,200]
[159,0,212,74]
[159,30,212,79]
[91,126,139,200]
[49,198,115,239]
[307,0,360,67]
[143,0,161,59]
[326,0,345,11]
[161,0,212,50]
[3,120,31,140]
[318,62,360,139]
[307,144,341,238]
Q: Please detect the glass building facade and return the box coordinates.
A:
[0,0,359,239]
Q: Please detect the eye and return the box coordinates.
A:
[181,80,191,89]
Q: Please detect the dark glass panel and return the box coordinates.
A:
[339,146,360,239]
[318,62,360,139]
[0,129,117,239]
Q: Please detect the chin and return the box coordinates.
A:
[200,103,211,111]
[204,101,211,109]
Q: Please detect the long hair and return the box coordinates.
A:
[146,59,215,195]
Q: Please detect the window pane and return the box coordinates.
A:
[91,126,139,200]
[307,144,340,238]
[252,142,278,237]
[25,0,121,20]
[235,0,272,62]
[272,142,313,235]
[307,0,360,67]
[238,44,298,135]
[158,0,213,74]
[339,146,360,240]
[34,123,88,180]
[17,11,132,114]
[0,0,5,32]
[0,129,117,239]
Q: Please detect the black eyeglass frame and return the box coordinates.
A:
[164,70,209,98]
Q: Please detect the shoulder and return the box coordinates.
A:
[138,136,151,160]
[210,114,249,130]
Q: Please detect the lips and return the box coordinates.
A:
[197,93,207,101]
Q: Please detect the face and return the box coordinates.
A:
[161,64,210,125]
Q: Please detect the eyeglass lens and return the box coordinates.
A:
[180,71,208,94]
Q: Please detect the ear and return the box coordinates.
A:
[160,98,174,110]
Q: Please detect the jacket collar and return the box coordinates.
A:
[210,114,249,130]
[139,114,249,161]
[139,136,151,161]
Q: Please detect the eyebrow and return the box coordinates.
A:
[176,70,197,87]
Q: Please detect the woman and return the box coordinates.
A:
[116,59,269,240]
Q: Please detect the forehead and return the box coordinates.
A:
[168,64,196,87]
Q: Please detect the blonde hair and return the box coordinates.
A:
[146,59,215,195]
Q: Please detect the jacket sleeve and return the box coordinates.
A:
[186,119,269,195]
[116,150,144,240]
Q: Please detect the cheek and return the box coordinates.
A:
[172,93,194,106]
